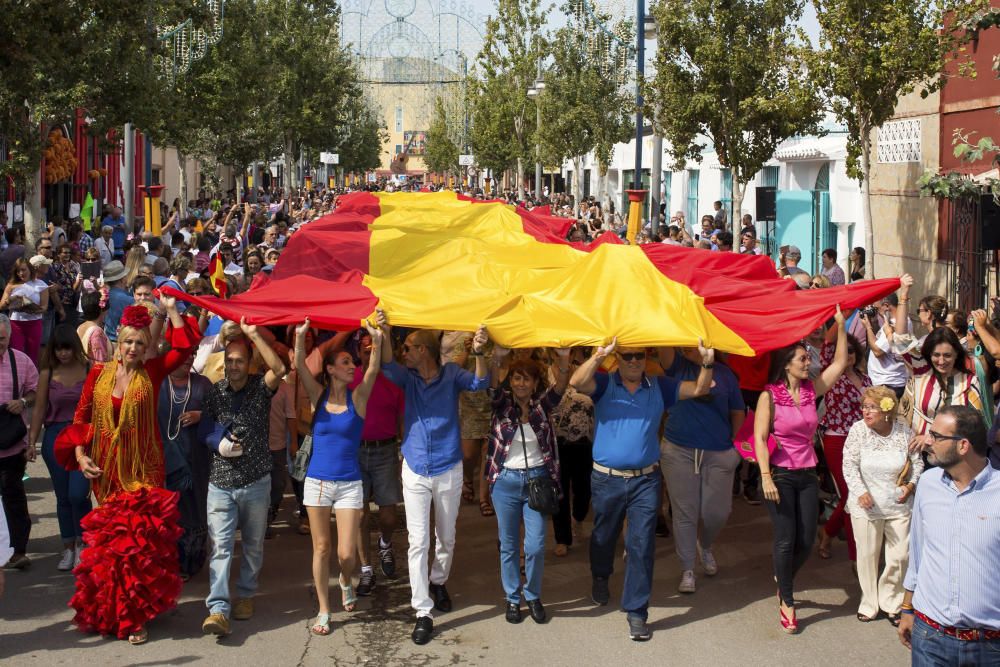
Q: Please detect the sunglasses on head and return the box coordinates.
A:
[619,352,646,362]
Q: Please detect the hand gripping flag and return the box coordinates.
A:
[164,191,899,355]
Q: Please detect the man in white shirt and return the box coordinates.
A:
[94,225,114,266]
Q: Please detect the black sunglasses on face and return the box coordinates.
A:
[619,352,646,362]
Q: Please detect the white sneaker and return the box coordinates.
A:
[73,547,82,570]
[678,570,696,594]
[57,548,75,572]
[699,544,719,576]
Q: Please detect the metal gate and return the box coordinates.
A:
[946,197,986,313]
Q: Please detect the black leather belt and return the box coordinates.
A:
[361,437,397,448]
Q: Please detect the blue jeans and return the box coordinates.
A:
[206,475,270,616]
[40,421,92,541]
[589,467,661,621]
[911,616,1000,666]
[490,466,548,604]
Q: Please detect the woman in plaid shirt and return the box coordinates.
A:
[486,348,571,625]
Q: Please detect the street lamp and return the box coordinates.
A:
[526,58,545,202]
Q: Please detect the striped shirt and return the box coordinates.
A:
[904,463,1000,629]
[0,348,40,458]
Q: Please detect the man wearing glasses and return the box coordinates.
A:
[897,405,1000,664]
[571,339,716,641]
[374,309,490,646]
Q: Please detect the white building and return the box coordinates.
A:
[561,126,863,275]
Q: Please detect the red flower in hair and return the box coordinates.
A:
[120,304,152,330]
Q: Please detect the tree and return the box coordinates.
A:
[0,0,190,238]
[424,97,461,177]
[469,0,548,200]
[645,0,823,226]
[335,98,389,175]
[811,0,984,277]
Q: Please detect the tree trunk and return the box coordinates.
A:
[284,137,297,191]
[573,156,584,203]
[516,157,525,202]
[597,165,608,212]
[178,152,188,219]
[732,179,746,232]
[24,166,44,248]
[861,132,875,280]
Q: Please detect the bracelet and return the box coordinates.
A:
[900,603,914,610]
[899,609,915,615]
[761,471,772,476]
[471,350,484,357]
[702,363,714,369]
[558,366,570,374]
[153,311,167,320]
[899,298,909,304]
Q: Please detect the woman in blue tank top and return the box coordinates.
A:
[295,317,384,636]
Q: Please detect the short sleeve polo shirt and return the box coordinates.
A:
[590,371,680,469]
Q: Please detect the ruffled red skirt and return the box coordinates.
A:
[70,486,183,639]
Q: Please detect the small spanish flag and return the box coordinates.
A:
[209,252,228,298]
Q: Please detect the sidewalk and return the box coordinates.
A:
[1,464,910,666]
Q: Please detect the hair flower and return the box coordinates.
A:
[120,304,152,330]
[879,397,896,412]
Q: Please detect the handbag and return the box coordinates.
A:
[0,349,28,451]
[517,415,560,516]
[894,457,912,488]
[733,390,779,462]
[290,389,326,482]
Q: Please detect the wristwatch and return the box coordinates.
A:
[702,363,715,369]
[20,397,27,408]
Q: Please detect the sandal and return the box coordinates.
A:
[479,501,495,517]
[817,531,832,559]
[128,628,148,645]
[886,613,901,627]
[311,612,332,635]
[462,479,475,504]
[340,577,357,612]
[856,612,877,623]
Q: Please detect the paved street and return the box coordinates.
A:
[2,464,909,666]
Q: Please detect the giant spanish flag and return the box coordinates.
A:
[166,191,898,355]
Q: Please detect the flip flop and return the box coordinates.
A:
[479,501,495,517]
[311,613,332,635]
[128,628,148,645]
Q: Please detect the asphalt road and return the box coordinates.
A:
[1,464,910,666]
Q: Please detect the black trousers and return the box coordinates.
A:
[269,450,288,513]
[0,452,30,555]
[763,466,819,607]
[552,438,593,546]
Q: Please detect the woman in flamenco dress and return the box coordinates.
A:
[55,296,201,645]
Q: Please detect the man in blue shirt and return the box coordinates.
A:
[898,405,1000,663]
[101,206,127,259]
[659,347,744,595]
[375,309,489,646]
[571,338,715,641]
[100,261,133,342]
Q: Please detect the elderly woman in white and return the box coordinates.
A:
[842,385,924,625]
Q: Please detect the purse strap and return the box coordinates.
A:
[8,348,19,401]
[516,402,530,468]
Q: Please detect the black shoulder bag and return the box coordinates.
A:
[0,349,28,451]
[516,404,560,515]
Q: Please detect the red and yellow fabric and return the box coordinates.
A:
[167,191,899,355]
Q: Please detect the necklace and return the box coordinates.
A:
[166,376,191,440]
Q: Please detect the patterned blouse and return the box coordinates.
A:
[821,343,871,435]
[486,386,563,491]
[842,420,923,519]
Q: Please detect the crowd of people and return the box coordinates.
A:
[0,186,998,664]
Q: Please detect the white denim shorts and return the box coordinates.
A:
[303,477,364,510]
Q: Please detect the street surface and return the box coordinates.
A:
[1,465,910,666]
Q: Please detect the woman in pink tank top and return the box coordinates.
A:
[753,306,849,634]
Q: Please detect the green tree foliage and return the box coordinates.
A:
[539,13,633,200]
[424,97,460,176]
[645,0,823,221]
[811,0,985,276]
[468,0,548,199]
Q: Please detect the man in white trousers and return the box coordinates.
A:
[375,310,490,645]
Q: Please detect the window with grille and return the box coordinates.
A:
[876,119,921,163]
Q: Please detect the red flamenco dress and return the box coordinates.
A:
[56,316,201,639]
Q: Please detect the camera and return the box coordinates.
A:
[861,305,880,321]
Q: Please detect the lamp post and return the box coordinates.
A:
[526,58,545,202]
[626,2,656,243]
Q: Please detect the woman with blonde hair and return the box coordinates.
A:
[842,386,923,625]
[122,246,148,288]
[55,297,201,644]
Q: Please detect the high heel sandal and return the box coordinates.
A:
[340,577,357,612]
[779,601,799,634]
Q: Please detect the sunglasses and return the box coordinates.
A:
[618,352,646,362]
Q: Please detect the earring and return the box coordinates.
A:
[884,415,890,422]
